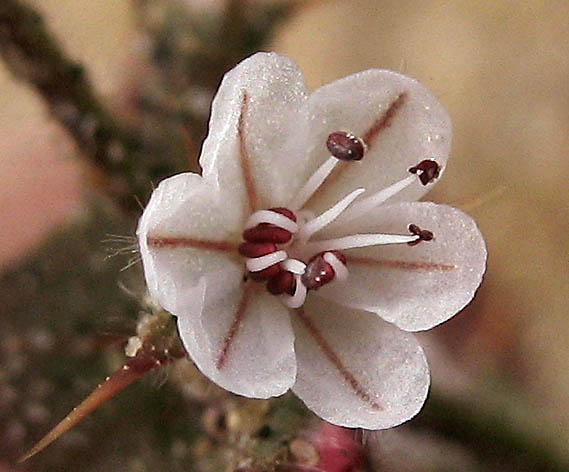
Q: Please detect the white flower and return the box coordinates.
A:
[137,52,486,429]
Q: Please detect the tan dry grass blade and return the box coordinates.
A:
[451,185,507,213]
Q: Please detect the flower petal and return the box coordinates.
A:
[316,202,487,331]
[300,70,451,214]
[292,296,429,429]
[137,172,243,315]
[177,276,297,399]
[200,52,310,211]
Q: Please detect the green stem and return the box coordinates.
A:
[0,0,143,212]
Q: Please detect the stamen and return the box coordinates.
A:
[298,188,365,241]
[245,210,298,233]
[289,156,339,210]
[323,252,349,281]
[239,242,282,282]
[301,255,335,290]
[408,159,440,185]
[339,159,442,222]
[296,209,316,225]
[267,271,296,296]
[238,241,277,258]
[245,250,287,272]
[269,207,297,221]
[301,251,347,290]
[281,274,308,308]
[306,233,419,253]
[248,265,281,281]
[243,225,293,244]
[340,174,416,223]
[281,258,307,274]
[407,224,434,246]
[243,207,298,244]
[297,95,409,210]
[326,132,366,161]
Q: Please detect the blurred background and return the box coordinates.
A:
[1,0,568,470]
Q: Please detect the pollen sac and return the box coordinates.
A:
[301,251,347,290]
[238,242,277,258]
[269,207,297,222]
[407,224,434,246]
[408,159,441,185]
[239,242,283,280]
[243,225,292,244]
[267,271,296,296]
[248,265,281,281]
[243,208,297,244]
[326,131,365,161]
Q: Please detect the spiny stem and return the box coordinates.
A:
[0,0,143,212]
[18,347,169,463]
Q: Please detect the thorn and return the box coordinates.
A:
[18,348,166,463]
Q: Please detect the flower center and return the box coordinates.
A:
[238,131,440,308]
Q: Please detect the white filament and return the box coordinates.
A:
[296,209,316,225]
[245,250,287,272]
[340,174,417,223]
[323,252,349,281]
[281,258,306,275]
[289,156,338,210]
[298,188,365,242]
[281,274,307,308]
[245,210,298,233]
[306,233,419,253]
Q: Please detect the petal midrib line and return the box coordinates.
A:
[302,92,408,209]
[295,308,383,411]
[146,236,239,253]
[347,256,456,272]
[216,283,254,370]
[238,90,260,213]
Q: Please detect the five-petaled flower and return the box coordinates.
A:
[137,52,486,429]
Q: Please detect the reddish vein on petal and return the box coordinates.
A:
[347,256,456,272]
[238,91,259,212]
[362,92,407,148]
[304,92,408,208]
[216,284,254,370]
[295,309,382,411]
[147,236,238,253]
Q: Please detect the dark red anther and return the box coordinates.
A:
[238,242,277,258]
[302,255,334,290]
[248,264,281,281]
[301,251,346,290]
[326,131,365,161]
[407,224,434,246]
[239,242,282,280]
[243,225,292,244]
[242,208,296,244]
[267,271,296,295]
[408,159,440,185]
[268,207,297,222]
